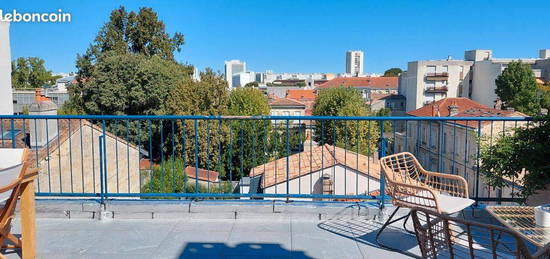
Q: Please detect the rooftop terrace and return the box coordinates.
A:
[8,199,536,259]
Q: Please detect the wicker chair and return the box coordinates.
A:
[411,207,550,259]
[376,152,475,252]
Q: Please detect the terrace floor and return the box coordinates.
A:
[6,200,512,259]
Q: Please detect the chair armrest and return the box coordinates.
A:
[389,181,441,212]
[21,168,39,183]
[421,170,469,198]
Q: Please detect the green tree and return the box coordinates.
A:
[312,87,380,155]
[383,68,402,77]
[243,81,259,88]
[480,115,550,200]
[539,83,550,111]
[495,61,540,115]
[226,88,271,179]
[11,57,59,88]
[165,69,230,177]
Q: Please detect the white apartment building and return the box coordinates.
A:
[232,71,256,88]
[0,21,13,115]
[346,50,364,76]
[259,70,332,84]
[400,49,550,112]
[224,60,246,89]
[463,49,550,107]
[399,58,473,112]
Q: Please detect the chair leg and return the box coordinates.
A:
[376,206,418,258]
[402,212,415,235]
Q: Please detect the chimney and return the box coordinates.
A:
[29,88,58,148]
[448,102,459,116]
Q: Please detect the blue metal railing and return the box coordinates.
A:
[0,115,536,204]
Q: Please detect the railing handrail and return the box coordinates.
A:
[0,114,535,122]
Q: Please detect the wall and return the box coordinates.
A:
[263,165,380,200]
[0,22,13,115]
[37,124,141,194]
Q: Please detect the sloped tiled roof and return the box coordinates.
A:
[286,89,316,100]
[317,77,398,89]
[269,96,306,107]
[184,166,219,182]
[407,97,526,127]
[250,144,380,188]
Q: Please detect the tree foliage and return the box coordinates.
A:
[480,115,550,200]
[383,68,402,77]
[495,61,540,115]
[11,57,60,88]
[312,87,380,155]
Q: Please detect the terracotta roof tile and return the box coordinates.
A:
[317,77,398,89]
[184,166,219,182]
[286,89,316,100]
[250,144,380,188]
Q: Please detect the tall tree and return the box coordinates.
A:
[312,87,380,155]
[495,61,540,115]
[76,6,185,81]
[11,57,60,88]
[383,68,402,77]
[226,88,271,178]
[165,69,230,177]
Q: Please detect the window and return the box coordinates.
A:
[426,66,436,73]
[441,65,448,73]
[425,80,435,88]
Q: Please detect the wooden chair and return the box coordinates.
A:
[376,152,475,253]
[411,207,550,259]
[0,149,38,259]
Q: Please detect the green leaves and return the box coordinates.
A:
[11,57,59,89]
[495,61,541,115]
[480,115,550,200]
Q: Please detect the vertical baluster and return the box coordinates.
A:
[114,119,119,193]
[171,120,176,193]
[79,119,84,193]
[46,118,51,192]
[148,120,153,192]
[137,120,141,192]
[182,120,187,193]
[475,120,481,203]
[285,119,290,199]
[126,119,131,193]
[68,119,74,193]
[160,120,165,193]
[194,119,199,193]
[206,120,211,193]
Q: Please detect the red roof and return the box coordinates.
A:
[269,96,306,107]
[184,166,219,182]
[318,77,398,89]
[286,89,316,100]
[407,98,525,127]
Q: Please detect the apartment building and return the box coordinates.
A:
[399,58,473,112]
[399,49,550,111]
[464,49,550,107]
[394,97,526,199]
[346,50,364,76]
[224,60,246,89]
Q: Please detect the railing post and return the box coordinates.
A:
[98,135,105,204]
[378,121,386,207]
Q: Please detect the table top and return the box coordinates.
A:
[486,206,550,248]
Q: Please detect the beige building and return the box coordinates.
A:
[395,98,526,200]
[399,59,473,112]
[250,144,381,200]
[268,96,306,126]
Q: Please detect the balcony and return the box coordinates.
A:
[425,86,448,93]
[0,115,545,258]
[425,72,449,80]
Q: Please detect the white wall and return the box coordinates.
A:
[0,22,13,115]
[263,165,380,200]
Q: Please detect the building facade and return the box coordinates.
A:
[0,21,13,115]
[317,77,398,100]
[346,50,364,76]
[224,60,246,89]
[232,71,256,88]
[399,59,473,112]
[394,98,526,200]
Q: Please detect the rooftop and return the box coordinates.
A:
[9,200,535,259]
[317,77,398,89]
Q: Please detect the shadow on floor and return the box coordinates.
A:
[317,204,420,256]
[179,242,314,258]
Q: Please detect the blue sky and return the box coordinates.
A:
[3,0,550,74]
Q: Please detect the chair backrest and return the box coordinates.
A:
[411,207,549,259]
[380,152,424,186]
[0,149,32,228]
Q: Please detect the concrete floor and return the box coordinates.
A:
[5,199,524,259]
[4,200,426,259]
